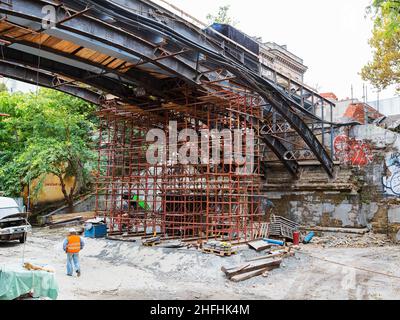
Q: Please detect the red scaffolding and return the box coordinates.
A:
[95,89,264,243]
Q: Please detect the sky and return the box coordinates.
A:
[165,0,397,101]
[8,0,397,102]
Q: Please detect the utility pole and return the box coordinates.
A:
[364,84,368,124]
[351,85,354,103]
[377,90,380,113]
[362,84,366,103]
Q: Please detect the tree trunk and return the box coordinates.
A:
[67,197,75,214]
[57,174,75,213]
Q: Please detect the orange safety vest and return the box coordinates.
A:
[66,235,81,253]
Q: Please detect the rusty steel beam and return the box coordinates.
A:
[0,60,102,104]
[0,46,143,104]
[0,0,207,83]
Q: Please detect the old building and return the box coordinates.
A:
[210,23,309,84]
[259,41,308,83]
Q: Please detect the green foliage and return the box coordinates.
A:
[362,0,400,93]
[206,5,239,26]
[0,89,97,208]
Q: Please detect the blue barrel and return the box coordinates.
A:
[303,232,315,244]
[263,238,285,246]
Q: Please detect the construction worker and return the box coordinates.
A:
[63,228,85,277]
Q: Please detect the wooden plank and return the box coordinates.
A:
[245,250,291,262]
[49,211,96,224]
[222,259,282,279]
[48,220,83,229]
[230,268,269,282]
[230,263,281,282]
[50,216,82,225]
[75,47,98,60]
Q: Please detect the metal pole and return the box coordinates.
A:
[377,90,380,113]
[330,103,334,157]
[321,98,325,147]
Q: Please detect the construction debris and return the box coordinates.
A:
[246,247,294,262]
[48,211,96,224]
[310,232,392,248]
[47,211,97,229]
[105,235,137,242]
[142,237,161,246]
[248,240,272,252]
[23,263,54,273]
[221,244,295,282]
[48,219,83,229]
[202,241,236,256]
[222,259,282,282]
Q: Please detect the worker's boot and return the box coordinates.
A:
[77,270,81,277]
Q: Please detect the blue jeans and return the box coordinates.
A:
[66,253,80,276]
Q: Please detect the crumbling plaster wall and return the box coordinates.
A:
[267,190,367,228]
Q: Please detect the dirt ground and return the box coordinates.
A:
[1,227,400,300]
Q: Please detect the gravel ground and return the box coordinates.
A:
[1,227,400,300]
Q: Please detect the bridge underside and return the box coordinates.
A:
[0,0,336,242]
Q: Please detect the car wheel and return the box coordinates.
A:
[19,235,26,243]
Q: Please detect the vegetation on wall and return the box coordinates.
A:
[0,89,98,212]
[206,5,239,26]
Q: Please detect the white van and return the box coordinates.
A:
[0,197,31,243]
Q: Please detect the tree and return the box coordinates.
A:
[361,0,400,93]
[0,89,97,212]
[206,5,239,26]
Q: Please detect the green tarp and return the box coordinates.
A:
[0,265,59,300]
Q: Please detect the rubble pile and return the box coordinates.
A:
[311,232,392,248]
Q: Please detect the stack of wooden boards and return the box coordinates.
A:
[221,247,294,282]
[48,211,96,229]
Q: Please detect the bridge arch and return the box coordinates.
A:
[0,0,334,177]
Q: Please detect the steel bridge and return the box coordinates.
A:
[0,0,336,176]
[0,0,338,241]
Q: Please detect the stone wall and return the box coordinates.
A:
[264,123,400,241]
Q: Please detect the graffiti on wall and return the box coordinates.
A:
[334,135,373,167]
[383,152,400,196]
